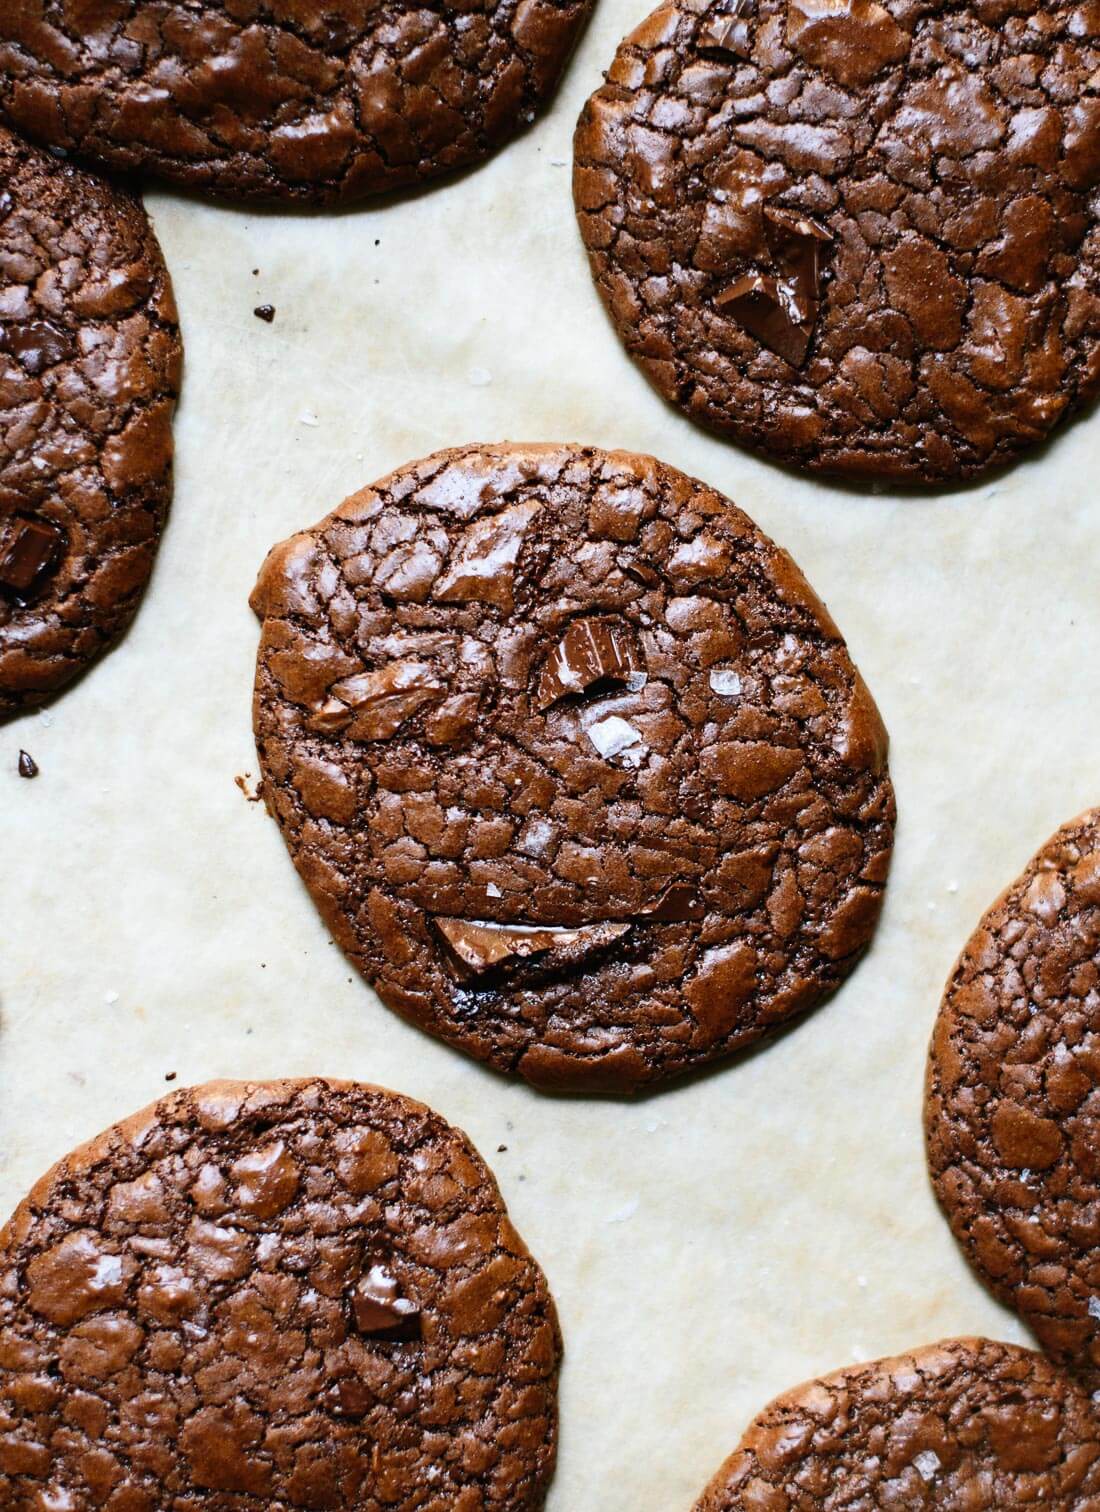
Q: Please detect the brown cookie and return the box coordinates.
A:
[927,809,1100,1387]
[250,443,894,1093]
[0,0,593,205]
[693,1337,1100,1510]
[0,1078,561,1510]
[573,0,1100,484]
[0,125,181,718]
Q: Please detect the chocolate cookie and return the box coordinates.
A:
[0,126,180,717]
[250,443,894,1093]
[0,1078,561,1510]
[927,809,1100,1387]
[0,0,592,205]
[574,0,1100,483]
[693,1337,1100,1509]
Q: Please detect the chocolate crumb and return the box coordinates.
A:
[164,1071,177,1082]
[235,773,263,802]
[17,750,38,779]
[254,304,275,323]
[498,1144,508,1153]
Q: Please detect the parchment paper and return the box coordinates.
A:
[4,0,1099,1503]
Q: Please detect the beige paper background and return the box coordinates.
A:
[2,1,1097,1504]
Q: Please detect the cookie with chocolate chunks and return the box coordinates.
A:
[0,0,593,205]
[693,1337,1100,1509]
[0,126,181,717]
[0,1078,561,1510]
[250,443,895,1093]
[927,808,1100,1388]
[574,0,1100,483]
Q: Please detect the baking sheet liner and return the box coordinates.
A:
[4,1,1098,1504]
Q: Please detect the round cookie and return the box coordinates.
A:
[573,0,1100,484]
[927,809,1100,1386]
[693,1337,1100,1510]
[0,0,593,206]
[250,442,895,1093]
[0,1078,561,1510]
[0,126,181,718]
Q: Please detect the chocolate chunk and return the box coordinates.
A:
[254,304,276,323]
[435,917,632,978]
[352,1264,421,1340]
[638,883,704,922]
[715,274,813,366]
[697,0,756,57]
[536,617,644,710]
[0,319,75,377]
[17,749,38,779]
[764,206,832,321]
[0,518,64,597]
[323,660,446,740]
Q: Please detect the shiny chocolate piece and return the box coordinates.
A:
[0,126,180,718]
[326,660,446,741]
[252,443,895,1093]
[0,518,63,597]
[697,0,756,58]
[17,749,37,779]
[693,1339,1100,1509]
[927,809,1100,1388]
[764,206,832,322]
[352,1264,422,1340]
[253,304,276,323]
[715,274,813,367]
[435,917,632,978]
[575,0,1100,482]
[0,1079,561,1509]
[0,0,594,206]
[637,882,704,922]
[0,319,75,377]
[536,617,644,710]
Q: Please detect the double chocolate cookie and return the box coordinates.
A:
[0,1078,561,1510]
[251,443,895,1093]
[927,809,1100,1387]
[692,1338,1100,1509]
[0,0,593,205]
[574,0,1100,483]
[0,126,181,717]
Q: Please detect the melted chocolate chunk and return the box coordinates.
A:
[352,1264,421,1340]
[638,883,704,922]
[0,518,64,597]
[536,617,644,710]
[764,206,832,321]
[0,319,75,376]
[317,660,446,740]
[435,917,632,979]
[17,749,38,779]
[715,274,813,366]
[697,0,756,58]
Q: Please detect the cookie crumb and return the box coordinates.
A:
[17,750,38,779]
[497,1144,508,1153]
[235,773,263,802]
[164,1071,177,1082]
[254,303,275,323]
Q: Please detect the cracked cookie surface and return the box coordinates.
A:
[250,442,894,1094]
[0,0,593,204]
[574,0,1100,483]
[0,125,180,718]
[692,1337,1100,1509]
[927,809,1100,1389]
[0,1078,561,1511]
